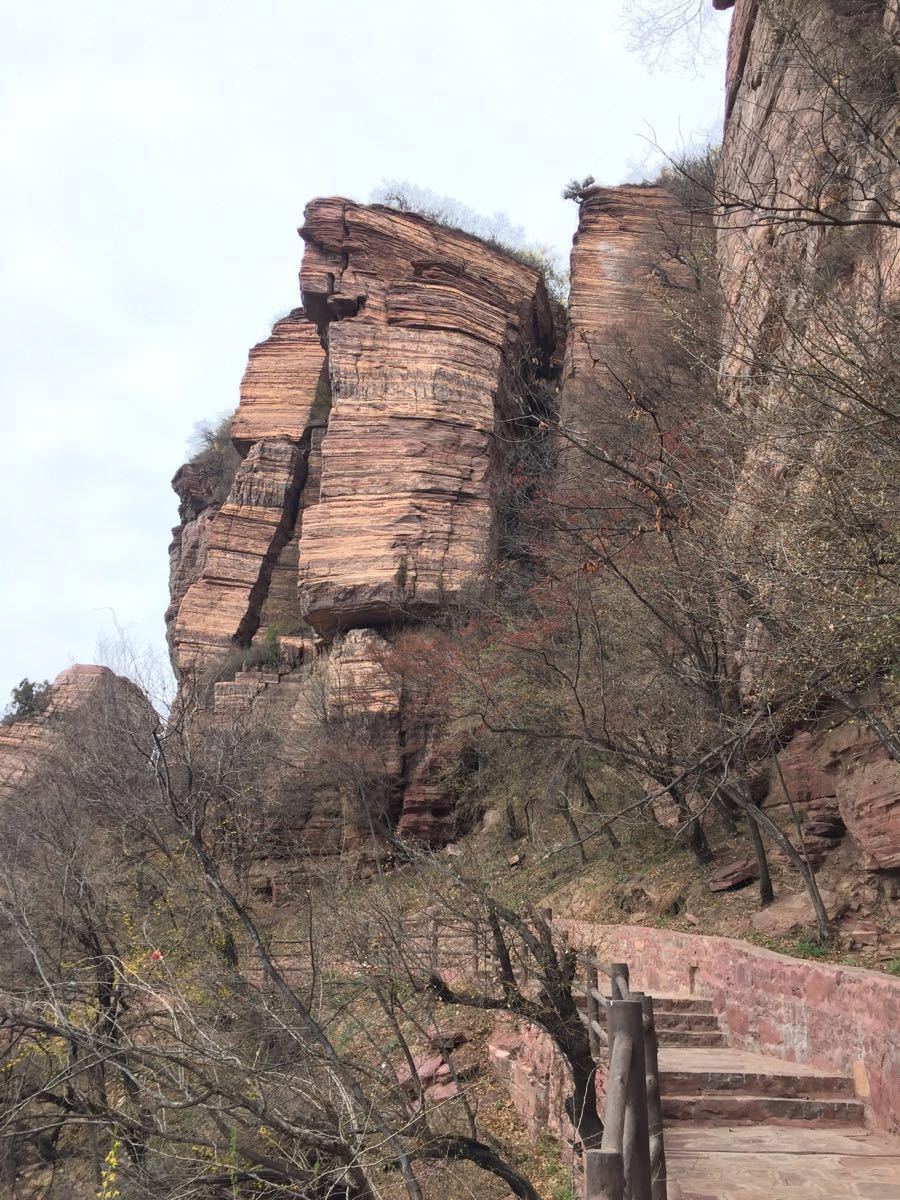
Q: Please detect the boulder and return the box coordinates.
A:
[749,888,846,939]
[708,859,759,892]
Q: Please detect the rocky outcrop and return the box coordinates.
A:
[165,202,557,853]
[297,198,556,635]
[231,311,329,447]
[562,183,697,387]
[0,665,155,799]
[169,310,326,673]
[767,715,900,872]
[558,182,704,550]
[172,438,306,672]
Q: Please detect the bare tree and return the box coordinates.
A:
[0,664,548,1200]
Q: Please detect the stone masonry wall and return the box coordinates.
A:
[558,921,900,1134]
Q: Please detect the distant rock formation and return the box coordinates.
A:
[165,202,558,857]
[0,665,155,799]
[297,197,557,635]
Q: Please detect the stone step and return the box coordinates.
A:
[581,995,716,1018]
[656,1028,727,1047]
[650,996,715,1015]
[653,1011,721,1032]
[666,1125,900,1200]
[662,1092,866,1125]
[661,1067,856,1099]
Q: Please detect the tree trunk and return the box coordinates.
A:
[421,1136,542,1200]
[746,811,775,906]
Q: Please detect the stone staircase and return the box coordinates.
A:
[642,994,900,1200]
[653,995,865,1127]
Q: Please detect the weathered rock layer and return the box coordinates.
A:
[298,198,556,634]
[0,666,155,800]
[166,202,557,854]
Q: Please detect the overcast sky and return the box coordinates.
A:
[0,0,730,701]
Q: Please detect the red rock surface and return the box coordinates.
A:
[707,858,759,892]
[563,184,696,386]
[297,197,557,634]
[715,1,900,872]
[170,310,326,674]
[231,309,328,447]
[0,665,154,798]
[166,203,557,851]
[764,713,900,872]
[165,462,223,649]
[172,438,305,671]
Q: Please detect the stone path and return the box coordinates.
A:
[648,995,900,1200]
[666,1126,900,1199]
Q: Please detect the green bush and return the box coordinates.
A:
[310,366,333,424]
[370,179,569,303]
[187,414,241,505]
[561,175,595,200]
[2,677,51,725]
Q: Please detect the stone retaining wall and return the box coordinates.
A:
[557,921,900,1133]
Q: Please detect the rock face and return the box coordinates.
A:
[766,715,900,873]
[717,0,900,872]
[718,0,900,391]
[166,203,557,854]
[558,182,704,543]
[297,198,557,635]
[169,310,326,672]
[173,437,305,672]
[0,665,155,799]
[563,184,696,386]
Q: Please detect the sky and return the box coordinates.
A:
[0,0,730,702]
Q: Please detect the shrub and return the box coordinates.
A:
[2,678,51,724]
[263,625,281,667]
[561,175,596,200]
[792,937,831,960]
[651,144,720,213]
[310,365,333,424]
[370,179,569,303]
[187,414,241,505]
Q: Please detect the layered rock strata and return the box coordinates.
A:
[766,714,900,873]
[297,198,557,634]
[558,183,703,531]
[0,665,155,799]
[562,183,697,387]
[166,203,557,852]
[716,0,900,871]
[169,310,326,672]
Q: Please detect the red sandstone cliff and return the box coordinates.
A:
[715,0,900,872]
[0,665,156,800]
[165,203,558,857]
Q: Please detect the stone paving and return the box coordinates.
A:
[651,997,900,1199]
[666,1125,900,1199]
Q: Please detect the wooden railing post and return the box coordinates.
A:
[611,962,630,1000]
[585,1149,625,1200]
[607,998,652,1200]
[585,949,602,1060]
[634,993,667,1200]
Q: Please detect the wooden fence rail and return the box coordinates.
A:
[579,956,667,1200]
